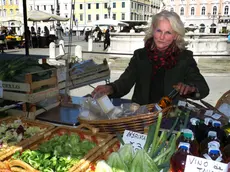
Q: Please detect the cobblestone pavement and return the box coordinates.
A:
[1,35,230,106]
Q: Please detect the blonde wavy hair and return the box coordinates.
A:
[144,10,187,50]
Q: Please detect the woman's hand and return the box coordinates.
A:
[174,82,197,96]
[91,85,114,97]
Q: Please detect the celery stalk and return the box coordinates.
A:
[149,112,163,157]
[144,123,156,152]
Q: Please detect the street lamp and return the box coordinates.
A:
[107,5,111,19]
[56,0,63,40]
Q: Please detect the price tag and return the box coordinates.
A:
[178,100,187,107]
[204,110,214,117]
[155,104,162,111]
[122,130,147,152]
[185,155,228,172]
[212,113,222,120]
[0,80,3,98]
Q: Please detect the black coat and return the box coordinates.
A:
[109,47,210,105]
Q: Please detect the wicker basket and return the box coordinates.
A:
[78,105,172,134]
[215,90,230,109]
[0,116,54,161]
[8,124,113,172]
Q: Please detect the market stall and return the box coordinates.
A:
[0,55,230,171]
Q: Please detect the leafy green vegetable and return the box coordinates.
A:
[12,133,97,172]
[107,152,129,172]
[130,149,159,172]
[118,144,133,168]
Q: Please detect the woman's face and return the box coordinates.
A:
[153,19,177,51]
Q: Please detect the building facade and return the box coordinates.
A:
[1,0,161,33]
[74,0,161,27]
[164,0,230,33]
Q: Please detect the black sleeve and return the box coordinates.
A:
[184,51,210,100]
[108,50,138,98]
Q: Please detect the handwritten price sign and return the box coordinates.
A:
[185,155,229,172]
[122,130,147,152]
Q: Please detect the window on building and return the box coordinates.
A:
[65,14,68,18]
[191,7,195,15]
[96,3,99,9]
[113,13,116,20]
[88,14,91,21]
[30,6,33,10]
[113,2,116,8]
[3,0,5,5]
[80,4,83,9]
[104,14,108,19]
[201,6,205,15]
[180,7,184,15]
[37,5,39,10]
[65,4,67,10]
[131,2,133,8]
[122,2,125,8]
[96,14,99,20]
[122,13,125,20]
[80,14,83,21]
[16,8,19,12]
[171,0,174,1]
[88,4,91,9]
[224,6,229,15]
[213,6,217,15]
[44,5,46,10]
[10,9,13,14]
[170,8,174,12]
[104,3,107,8]
[10,0,13,5]
[15,0,18,5]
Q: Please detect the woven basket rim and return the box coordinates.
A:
[78,105,171,124]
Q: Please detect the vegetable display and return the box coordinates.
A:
[0,119,46,151]
[94,111,186,172]
[12,133,96,172]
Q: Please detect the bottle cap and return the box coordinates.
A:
[204,118,213,125]
[208,141,220,149]
[182,129,194,140]
[178,142,190,150]
[209,149,220,155]
[190,118,200,126]
[212,120,221,127]
[208,131,217,138]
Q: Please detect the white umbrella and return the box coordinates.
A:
[92,19,129,26]
[27,10,69,22]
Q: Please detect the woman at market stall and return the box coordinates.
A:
[92,10,210,105]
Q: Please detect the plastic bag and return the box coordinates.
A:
[79,97,107,120]
[218,103,230,118]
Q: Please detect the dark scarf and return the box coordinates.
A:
[145,38,180,77]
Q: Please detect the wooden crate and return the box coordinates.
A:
[8,124,113,172]
[0,116,55,161]
[2,68,59,104]
[58,59,110,90]
[82,138,120,172]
